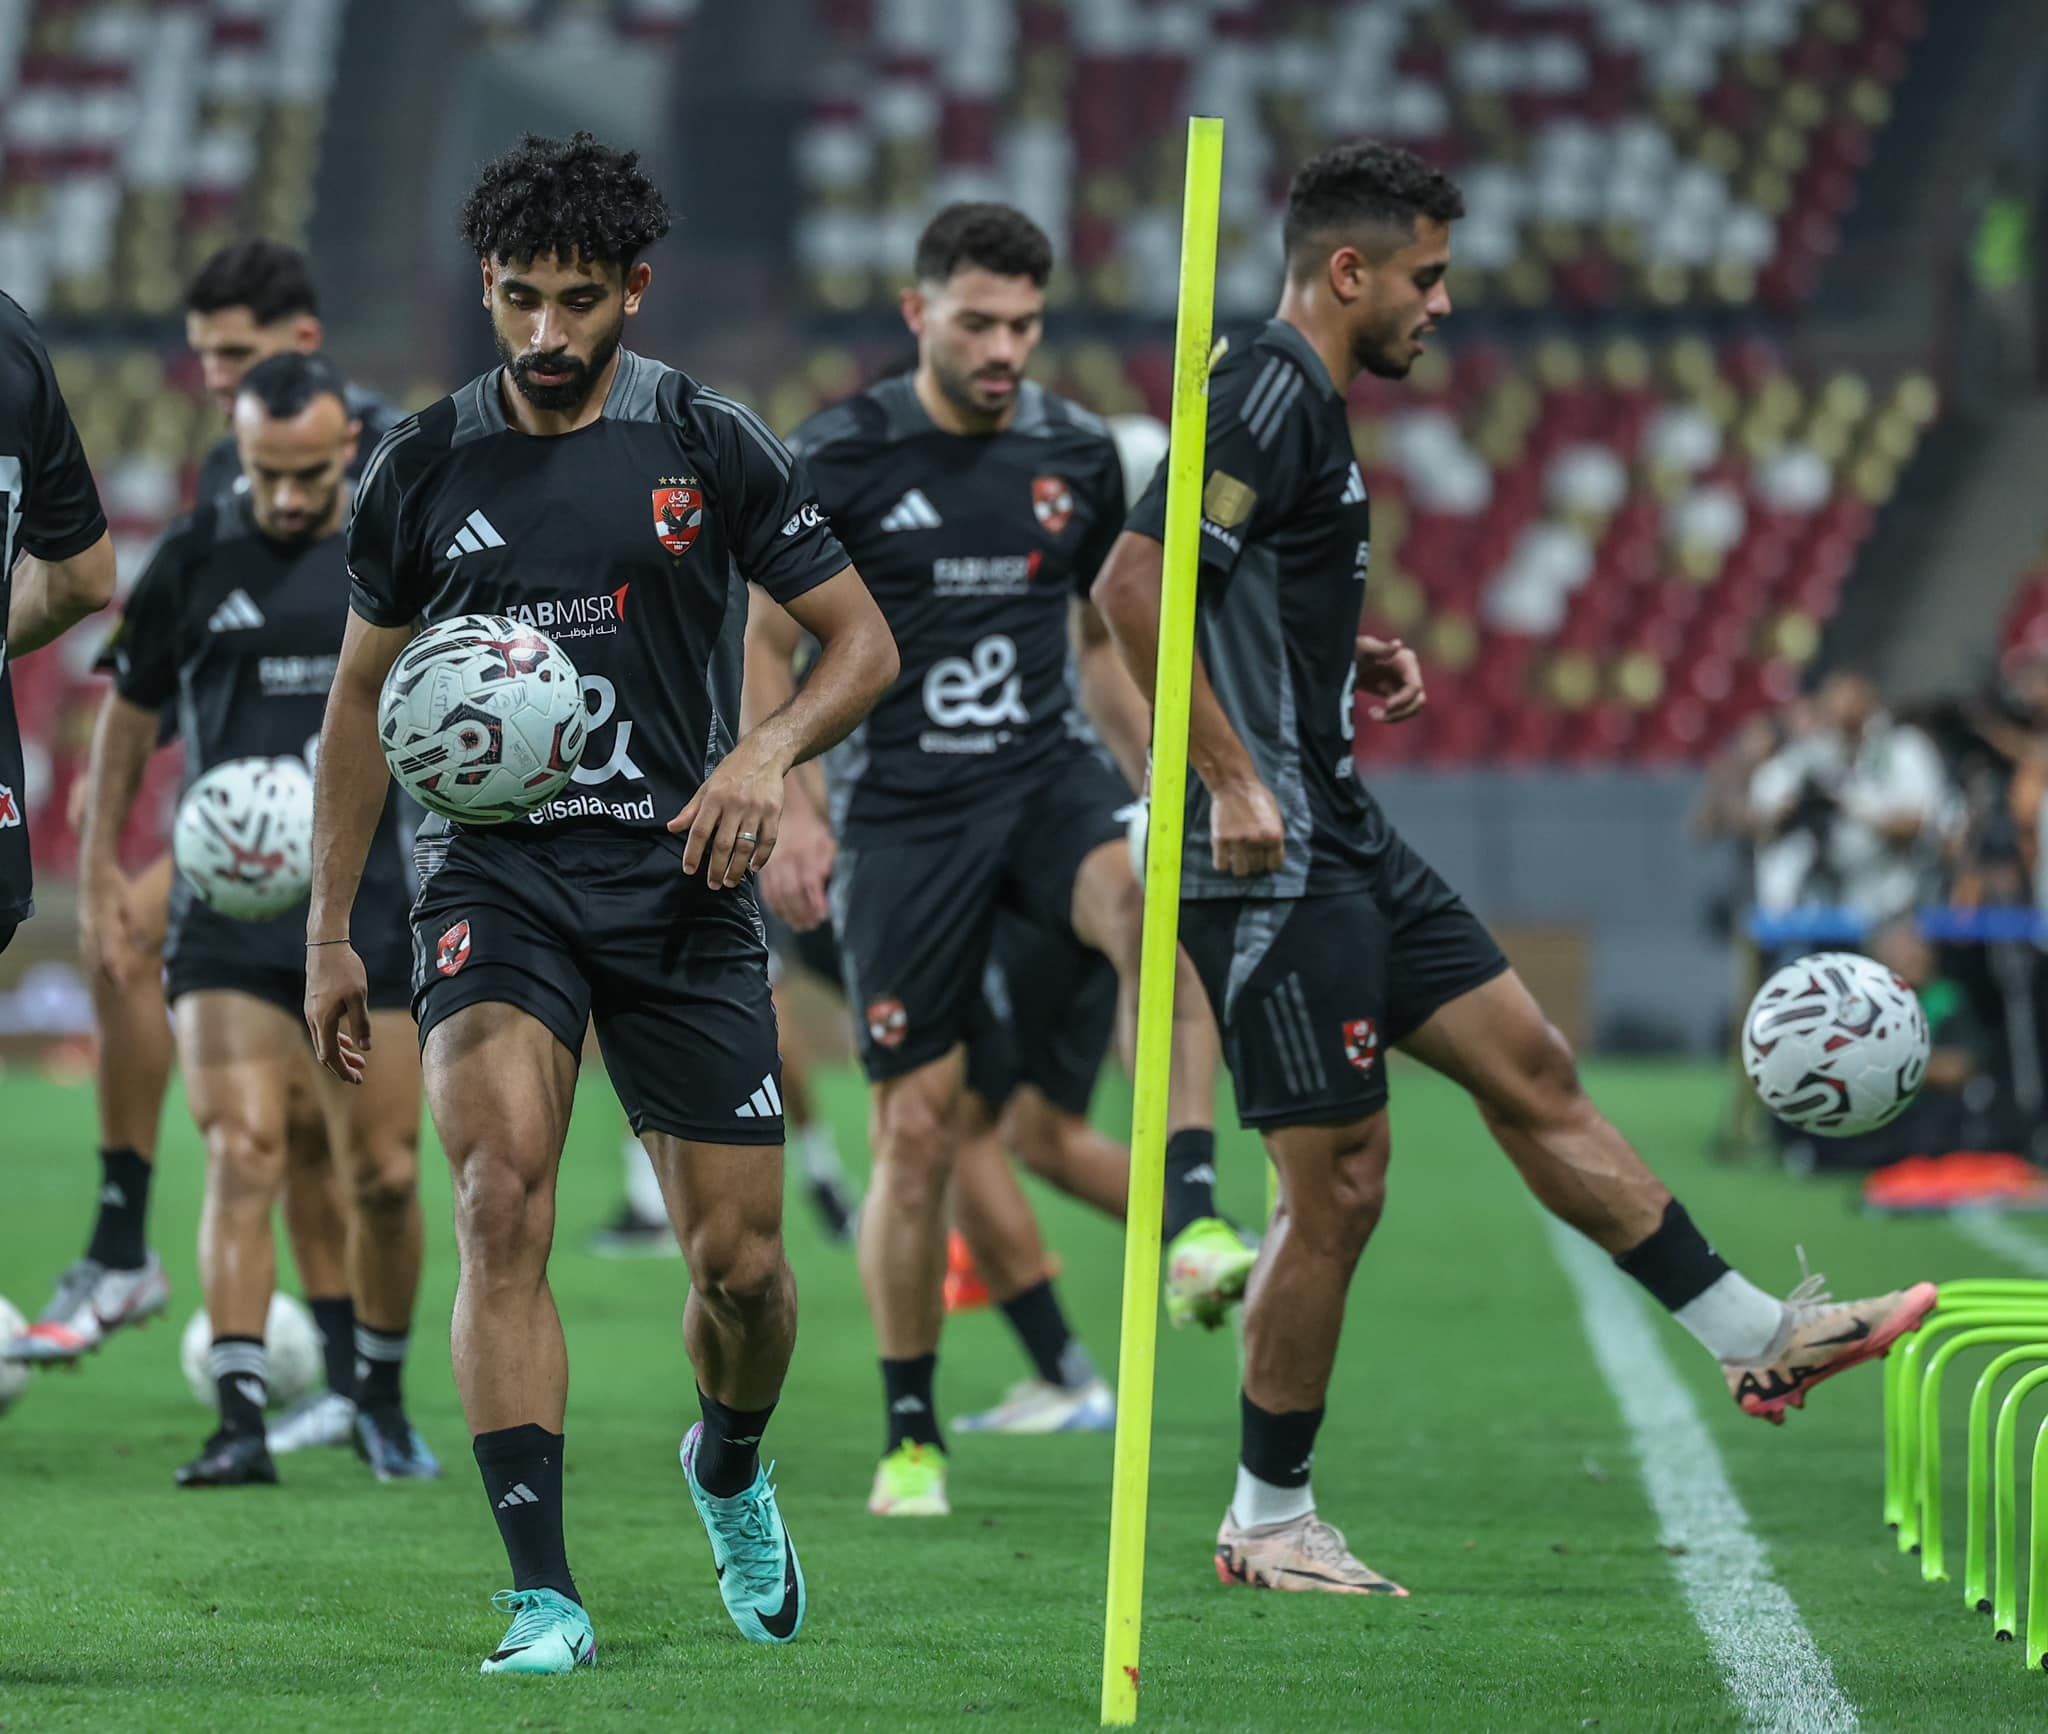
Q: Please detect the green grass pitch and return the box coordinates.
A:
[4,1057,2047,1730]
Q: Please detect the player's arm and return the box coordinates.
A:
[1072,598,1152,790]
[75,689,159,987]
[8,533,117,656]
[5,312,115,654]
[1092,531,1284,877]
[79,543,182,986]
[309,425,425,1081]
[674,565,897,889]
[306,610,413,1083]
[744,583,836,930]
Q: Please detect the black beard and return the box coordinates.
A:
[1356,336,1413,380]
[933,359,1014,429]
[499,319,623,413]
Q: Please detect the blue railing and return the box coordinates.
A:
[1747,907,2048,948]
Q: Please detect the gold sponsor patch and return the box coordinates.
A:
[1202,471,1257,528]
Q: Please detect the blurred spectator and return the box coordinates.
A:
[1748,671,1955,921]
[1691,707,1791,941]
[1964,160,2037,404]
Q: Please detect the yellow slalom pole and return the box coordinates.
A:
[1099,113,1223,1729]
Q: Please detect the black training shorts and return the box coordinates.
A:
[1179,827,1507,1130]
[165,900,412,1018]
[965,917,1118,1118]
[831,737,1134,1084]
[411,826,783,1145]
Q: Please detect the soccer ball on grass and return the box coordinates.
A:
[378,614,587,824]
[1741,950,1930,1137]
[179,1294,323,1410]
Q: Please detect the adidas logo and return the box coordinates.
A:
[99,1181,125,1207]
[734,1074,784,1119]
[1182,1163,1218,1187]
[206,589,265,632]
[1340,463,1368,505]
[444,509,508,559]
[234,1377,267,1409]
[879,489,942,533]
[890,1395,927,1415]
[496,1482,539,1510]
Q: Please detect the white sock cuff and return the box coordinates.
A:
[1231,1462,1316,1530]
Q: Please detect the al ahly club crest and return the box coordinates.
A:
[653,482,704,556]
[1032,475,1073,535]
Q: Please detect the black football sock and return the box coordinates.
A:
[999,1277,1087,1388]
[692,1388,778,1498]
[1613,1199,1729,1312]
[474,1424,579,1604]
[210,1336,268,1438]
[1161,1129,1220,1241]
[309,1296,356,1397]
[1239,1390,1324,1490]
[85,1147,152,1271]
[352,1322,409,1415]
[881,1353,944,1453]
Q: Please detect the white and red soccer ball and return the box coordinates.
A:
[378,614,587,824]
[1742,950,1930,1137]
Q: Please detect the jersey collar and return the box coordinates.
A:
[1259,319,1341,400]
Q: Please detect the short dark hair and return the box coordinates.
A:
[913,202,1053,288]
[235,352,349,421]
[185,239,320,324]
[1283,141,1465,273]
[459,130,673,270]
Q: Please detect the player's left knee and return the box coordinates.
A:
[348,1144,419,1216]
[687,1222,785,1308]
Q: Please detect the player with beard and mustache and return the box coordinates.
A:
[304,132,898,1674]
[74,353,433,1489]
[1093,138,1938,1599]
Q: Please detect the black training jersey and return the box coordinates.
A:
[114,494,412,963]
[1127,319,1378,900]
[789,376,1125,835]
[0,290,110,922]
[346,353,848,844]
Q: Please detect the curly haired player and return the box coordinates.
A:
[304,132,898,1674]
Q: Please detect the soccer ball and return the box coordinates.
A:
[179,1294,323,1410]
[1742,950,1931,1137]
[378,614,587,824]
[0,1296,29,1417]
[171,756,316,920]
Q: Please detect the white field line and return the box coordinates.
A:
[1950,1208,2048,1277]
[1546,1221,1860,1733]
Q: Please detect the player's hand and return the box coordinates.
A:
[79,872,144,990]
[670,738,783,889]
[1210,774,1286,877]
[305,942,372,1085]
[1356,635,1426,723]
[760,793,835,930]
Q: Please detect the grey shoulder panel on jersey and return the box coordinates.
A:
[1016,383,1108,440]
[695,386,792,478]
[869,374,930,441]
[602,349,671,424]
[787,397,867,459]
[450,370,506,447]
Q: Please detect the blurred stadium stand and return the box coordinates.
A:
[6,0,2048,1063]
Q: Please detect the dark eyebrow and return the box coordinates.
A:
[501,276,609,300]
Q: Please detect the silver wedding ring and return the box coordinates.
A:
[736,831,759,843]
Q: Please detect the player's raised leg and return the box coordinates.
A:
[1066,837,1252,1326]
[1399,969,1938,1421]
[424,1000,594,1674]
[861,1049,963,1515]
[659,1131,807,1644]
[1218,1113,1409,1595]
[175,991,298,1488]
[312,1008,435,1478]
